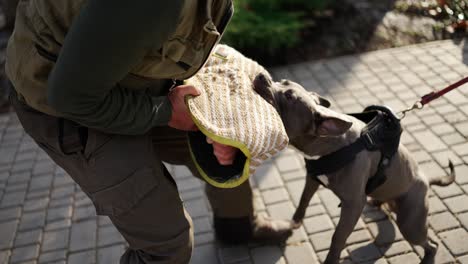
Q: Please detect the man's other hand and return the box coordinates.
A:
[168,85,200,131]
[206,137,238,165]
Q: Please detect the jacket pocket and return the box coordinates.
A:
[90,167,159,216]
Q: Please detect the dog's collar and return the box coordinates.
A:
[305,105,403,195]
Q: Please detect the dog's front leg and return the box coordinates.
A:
[292,175,320,227]
[325,196,366,264]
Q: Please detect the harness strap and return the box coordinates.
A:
[305,136,367,185]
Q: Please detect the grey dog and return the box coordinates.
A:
[253,73,456,264]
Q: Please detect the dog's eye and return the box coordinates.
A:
[281,79,290,86]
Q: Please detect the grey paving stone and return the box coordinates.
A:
[29,175,53,191]
[458,254,468,264]
[455,121,468,137]
[14,229,43,247]
[47,206,72,222]
[347,242,382,263]
[286,225,309,244]
[250,246,284,264]
[431,123,456,136]
[26,189,50,200]
[454,165,468,185]
[7,172,31,184]
[413,130,447,152]
[304,204,326,218]
[439,228,468,256]
[280,168,306,182]
[367,220,403,246]
[41,229,69,252]
[261,188,289,205]
[97,216,112,227]
[362,209,388,223]
[445,111,468,124]
[49,197,73,209]
[69,220,97,252]
[457,211,468,230]
[19,211,46,231]
[432,183,464,199]
[193,217,211,235]
[0,206,21,222]
[316,249,349,263]
[32,162,55,177]
[284,243,317,264]
[0,147,16,164]
[428,195,447,214]
[345,229,372,246]
[317,189,341,218]
[441,133,466,146]
[68,250,95,264]
[185,198,209,218]
[219,245,250,263]
[97,225,124,247]
[97,245,124,264]
[303,214,334,234]
[191,244,219,264]
[10,244,40,263]
[1,190,26,208]
[274,154,303,173]
[73,205,96,221]
[23,197,49,212]
[444,195,468,214]
[411,150,432,163]
[267,201,294,220]
[0,250,10,264]
[0,220,18,249]
[45,219,72,231]
[380,240,412,257]
[180,187,205,202]
[419,162,448,180]
[172,165,192,179]
[434,243,456,264]
[432,150,463,168]
[194,232,215,246]
[177,177,202,192]
[387,252,420,264]
[429,211,460,232]
[38,249,67,263]
[309,230,334,251]
[50,186,74,200]
[254,164,284,190]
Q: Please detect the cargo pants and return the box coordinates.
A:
[10,91,254,264]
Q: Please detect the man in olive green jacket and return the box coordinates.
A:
[5,0,293,263]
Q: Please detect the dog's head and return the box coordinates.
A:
[253,73,352,139]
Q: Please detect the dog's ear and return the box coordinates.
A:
[308,91,331,108]
[253,73,276,107]
[315,105,352,137]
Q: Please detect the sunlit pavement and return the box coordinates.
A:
[1,39,468,264]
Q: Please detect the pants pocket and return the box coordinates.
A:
[90,167,159,216]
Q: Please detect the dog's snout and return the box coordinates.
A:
[253,73,271,90]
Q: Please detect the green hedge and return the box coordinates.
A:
[222,0,334,55]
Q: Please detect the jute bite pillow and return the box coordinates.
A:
[185,44,289,188]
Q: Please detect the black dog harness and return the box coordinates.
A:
[305,105,403,195]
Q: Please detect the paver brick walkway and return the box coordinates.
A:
[0,39,468,263]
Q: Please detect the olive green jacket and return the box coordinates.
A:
[6,0,233,134]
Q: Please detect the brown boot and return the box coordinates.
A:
[214,214,293,245]
[252,214,294,243]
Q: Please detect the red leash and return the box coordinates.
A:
[399,76,468,118]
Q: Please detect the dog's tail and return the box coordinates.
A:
[429,160,456,187]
